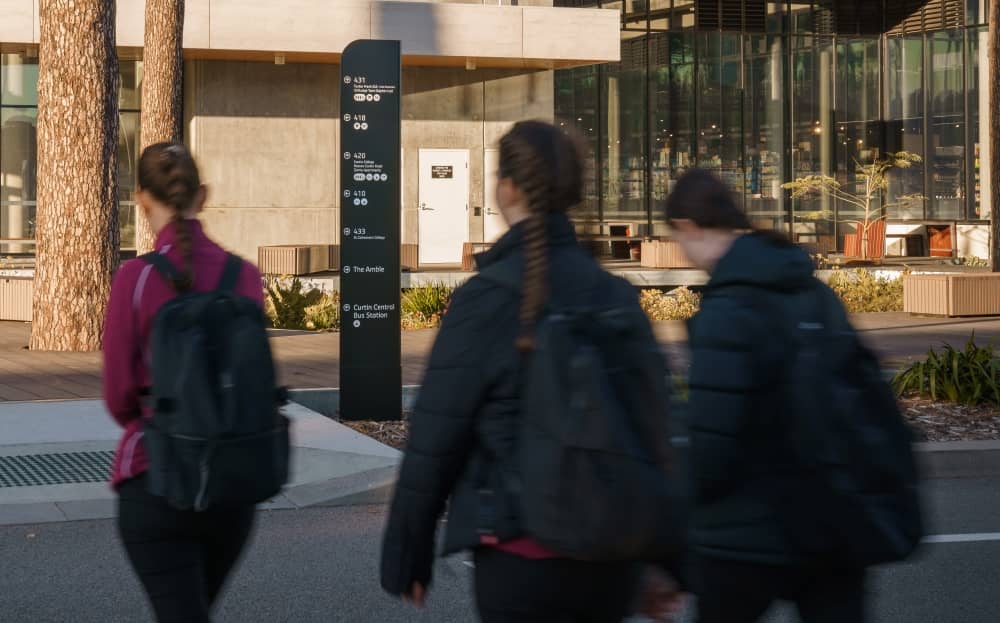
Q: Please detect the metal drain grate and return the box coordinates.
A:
[0,451,114,488]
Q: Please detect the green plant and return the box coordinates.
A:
[783,152,923,261]
[264,276,325,329]
[958,256,989,268]
[639,287,701,321]
[304,291,341,331]
[827,269,904,313]
[401,284,454,329]
[893,335,1000,406]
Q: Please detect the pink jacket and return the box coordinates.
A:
[102,220,264,489]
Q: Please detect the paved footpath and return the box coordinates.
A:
[0,313,999,401]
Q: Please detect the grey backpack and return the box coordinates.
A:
[140,252,290,511]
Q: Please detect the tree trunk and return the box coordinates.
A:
[991,0,1000,272]
[31,0,119,352]
[135,0,186,254]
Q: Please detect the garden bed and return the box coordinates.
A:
[900,396,1000,442]
[344,400,1000,449]
[342,414,410,450]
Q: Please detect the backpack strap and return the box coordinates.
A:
[140,252,183,292]
[216,254,244,293]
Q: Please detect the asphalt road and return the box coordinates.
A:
[2,477,1000,623]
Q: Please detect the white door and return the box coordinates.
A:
[483,148,508,242]
[418,149,469,265]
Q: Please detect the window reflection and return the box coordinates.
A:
[0,54,143,253]
[886,37,925,219]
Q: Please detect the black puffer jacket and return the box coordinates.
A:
[380,213,647,595]
[686,232,816,565]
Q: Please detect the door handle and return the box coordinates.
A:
[420,203,434,211]
[487,209,499,215]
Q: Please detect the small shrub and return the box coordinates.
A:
[893,335,1000,406]
[639,287,701,322]
[401,284,454,329]
[827,269,904,313]
[958,256,989,268]
[265,276,326,330]
[304,291,341,331]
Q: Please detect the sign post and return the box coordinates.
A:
[339,40,402,421]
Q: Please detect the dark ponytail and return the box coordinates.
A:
[138,142,202,290]
[498,120,585,352]
[665,169,792,246]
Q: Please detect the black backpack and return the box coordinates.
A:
[140,252,290,512]
[741,281,923,567]
[480,261,687,562]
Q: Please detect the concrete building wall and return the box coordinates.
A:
[185,60,341,260]
[184,59,552,261]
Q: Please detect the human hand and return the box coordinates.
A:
[403,582,427,608]
[637,567,687,622]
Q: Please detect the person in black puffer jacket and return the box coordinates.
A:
[666,170,868,623]
[380,121,685,622]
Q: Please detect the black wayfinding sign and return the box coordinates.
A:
[340,40,401,421]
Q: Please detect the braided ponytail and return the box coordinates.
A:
[138,142,201,291]
[499,121,586,352]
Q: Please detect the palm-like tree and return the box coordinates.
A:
[31,0,119,351]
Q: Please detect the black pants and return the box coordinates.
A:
[117,476,256,623]
[474,548,641,623]
[696,557,867,623]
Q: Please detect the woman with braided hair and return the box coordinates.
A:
[103,142,264,622]
[381,121,684,622]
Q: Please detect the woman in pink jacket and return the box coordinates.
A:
[102,142,263,623]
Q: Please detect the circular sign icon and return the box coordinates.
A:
[353,320,361,328]
[343,266,351,274]
[366,94,374,102]
[343,190,351,198]
[343,152,351,160]
[361,123,369,130]
[360,198,368,206]
[373,94,381,102]
[343,304,350,312]
[343,75,351,84]
[353,198,360,206]
[353,122,361,130]
[343,114,351,122]
[380,173,388,181]
[365,174,374,181]
[343,227,350,236]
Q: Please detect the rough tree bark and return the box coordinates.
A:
[31,0,119,351]
[135,0,186,254]
[991,0,1000,272]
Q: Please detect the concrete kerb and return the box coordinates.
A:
[0,400,402,527]
[292,383,1000,480]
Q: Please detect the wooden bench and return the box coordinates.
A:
[639,240,695,269]
[904,273,1000,317]
[258,245,332,276]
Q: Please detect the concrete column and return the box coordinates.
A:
[819,46,833,215]
[606,75,620,213]
[979,26,991,219]
[769,37,783,202]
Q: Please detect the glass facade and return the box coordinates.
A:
[555,1,992,249]
[0,53,142,254]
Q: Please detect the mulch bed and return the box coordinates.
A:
[342,414,410,450]
[900,396,1000,442]
[342,400,1000,447]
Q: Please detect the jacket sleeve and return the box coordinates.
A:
[686,293,768,501]
[102,262,143,428]
[380,278,503,596]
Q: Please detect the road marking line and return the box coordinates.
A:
[923,533,1000,544]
